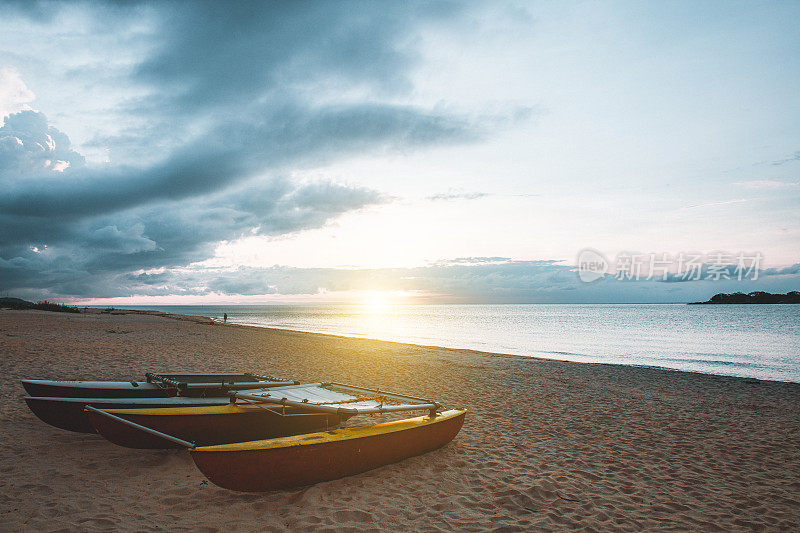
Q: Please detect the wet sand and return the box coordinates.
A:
[1,309,799,531]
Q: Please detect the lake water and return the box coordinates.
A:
[109,304,800,383]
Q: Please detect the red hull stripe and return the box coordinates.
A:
[190,409,466,492]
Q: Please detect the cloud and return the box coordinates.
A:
[0,67,35,119]
[0,103,472,219]
[681,199,747,210]
[0,3,532,298]
[0,110,84,176]
[18,258,795,304]
[86,224,157,254]
[195,259,800,303]
[427,191,490,201]
[735,179,799,189]
[132,2,458,113]
[433,257,513,265]
[0,175,386,289]
[0,109,391,295]
[761,263,800,276]
[770,151,800,166]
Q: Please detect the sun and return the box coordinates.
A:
[361,291,391,313]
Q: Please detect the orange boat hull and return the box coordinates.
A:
[190,409,466,492]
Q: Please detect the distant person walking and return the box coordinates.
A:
[223,313,228,323]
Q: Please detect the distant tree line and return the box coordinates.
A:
[0,297,80,313]
[690,291,800,304]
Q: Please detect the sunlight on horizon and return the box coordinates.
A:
[360,291,393,314]
[352,291,408,341]
[70,289,428,307]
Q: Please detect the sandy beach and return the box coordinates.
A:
[1,309,799,531]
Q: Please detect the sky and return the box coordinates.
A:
[0,0,799,304]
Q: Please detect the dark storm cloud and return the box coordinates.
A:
[0,104,470,220]
[0,1,505,297]
[0,174,386,293]
[0,0,59,21]
[133,1,447,108]
[0,109,390,258]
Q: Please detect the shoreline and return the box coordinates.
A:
[82,306,800,386]
[2,309,799,530]
[224,320,796,386]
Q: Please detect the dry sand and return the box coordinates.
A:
[1,309,799,532]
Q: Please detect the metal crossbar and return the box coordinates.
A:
[182,380,295,390]
[323,382,437,405]
[85,406,194,448]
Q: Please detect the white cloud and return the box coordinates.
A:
[51,160,70,172]
[0,110,85,176]
[681,199,747,210]
[735,179,799,189]
[0,67,35,119]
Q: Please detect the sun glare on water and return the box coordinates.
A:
[351,290,408,340]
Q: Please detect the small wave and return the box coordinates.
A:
[540,350,593,358]
[656,357,780,370]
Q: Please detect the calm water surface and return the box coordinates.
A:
[109,304,800,383]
